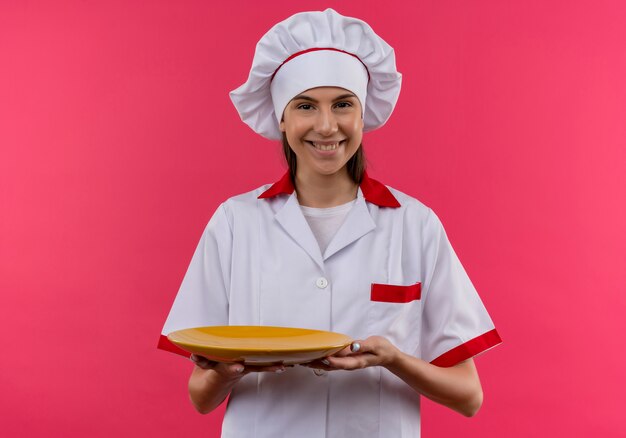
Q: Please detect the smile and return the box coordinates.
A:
[306,141,345,151]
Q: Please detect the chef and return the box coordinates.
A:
[159,8,502,438]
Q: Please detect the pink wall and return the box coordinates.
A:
[2,1,625,436]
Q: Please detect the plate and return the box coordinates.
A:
[167,326,353,365]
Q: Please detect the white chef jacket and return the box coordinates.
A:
[159,172,502,438]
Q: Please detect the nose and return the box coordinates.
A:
[314,108,338,136]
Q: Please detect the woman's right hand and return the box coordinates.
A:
[188,354,286,414]
[190,353,286,378]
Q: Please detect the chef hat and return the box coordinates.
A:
[230,8,402,140]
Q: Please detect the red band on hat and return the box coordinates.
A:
[271,47,371,82]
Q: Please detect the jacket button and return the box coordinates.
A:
[316,277,329,289]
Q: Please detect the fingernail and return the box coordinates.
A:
[234,365,244,373]
[275,368,285,374]
[321,359,330,366]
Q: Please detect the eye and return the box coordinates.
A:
[335,101,353,109]
[297,103,313,110]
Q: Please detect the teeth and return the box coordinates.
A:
[311,142,340,151]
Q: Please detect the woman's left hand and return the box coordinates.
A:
[303,336,400,371]
[303,336,484,417]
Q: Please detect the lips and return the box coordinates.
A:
[306,140,345,151]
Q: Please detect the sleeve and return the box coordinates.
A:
[157,203,233,357]
[420,209,502,367]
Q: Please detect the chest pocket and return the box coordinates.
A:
[367,282,422,350]
[370,282,421,303]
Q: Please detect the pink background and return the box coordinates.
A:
[2,1,625,436]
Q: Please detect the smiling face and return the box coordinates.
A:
[279,87,364,182]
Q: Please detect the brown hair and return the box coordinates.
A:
[281,133,366,185]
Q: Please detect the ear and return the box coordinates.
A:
[279,119,286,132]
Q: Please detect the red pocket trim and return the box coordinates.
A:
[370,282,421,303]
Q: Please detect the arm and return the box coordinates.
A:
[307,336,483,417]
[188,355,286,414]
[386,351,483,417]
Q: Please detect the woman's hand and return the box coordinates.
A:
[303,336,400,371]
[188,354,287,414]
[190,354,286,377]
[302,337,483,417]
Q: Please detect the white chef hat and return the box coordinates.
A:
[230,8,402,140]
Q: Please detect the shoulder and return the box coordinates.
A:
[386,186,428,211]
[373,183,447,245]
[382,185,439,224]
[224,183,273,206]
[217,182,278,222]
[202,182,276,238]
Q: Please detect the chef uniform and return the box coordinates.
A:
[158,9,502,438]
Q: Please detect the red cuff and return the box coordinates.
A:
[430,329,502,367]
[157,334,190,358]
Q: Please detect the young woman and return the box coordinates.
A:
[159,9,501,437]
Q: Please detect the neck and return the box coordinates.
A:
[294,169,358,208]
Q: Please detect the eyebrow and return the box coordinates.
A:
[291,93,357,103]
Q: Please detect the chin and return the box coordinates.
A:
[315,167,345,176]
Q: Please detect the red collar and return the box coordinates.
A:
[258,172,401,208]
